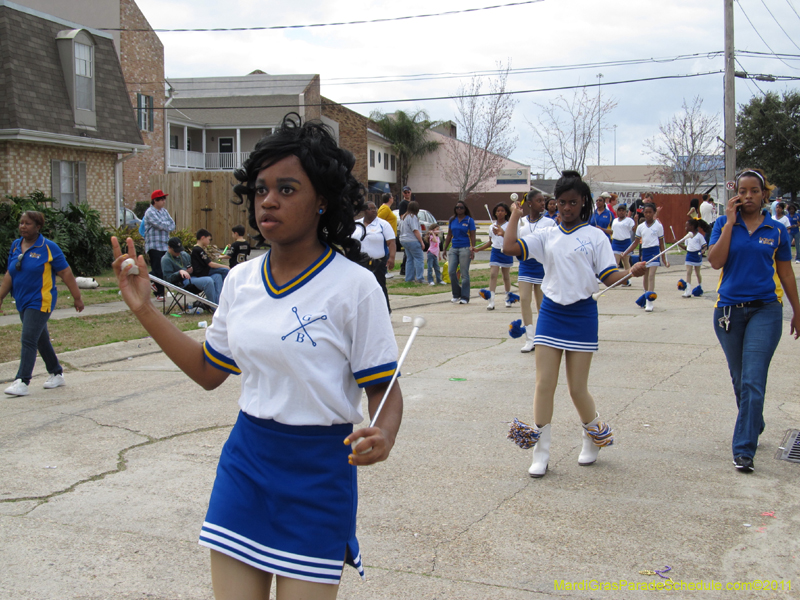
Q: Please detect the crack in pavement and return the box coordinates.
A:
[0,422,232,513]
[412,338,507,377]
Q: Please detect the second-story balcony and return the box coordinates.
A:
[168,149,250,171]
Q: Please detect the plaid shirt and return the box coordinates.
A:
[143,206,176,252]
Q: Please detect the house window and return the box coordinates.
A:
[369,149,375,167]
[75,42,93,110]
[137,93,154,132]
[50,160,87,209]
[384,152,389,170]
[391,155,396,171]
[170,135,178,149]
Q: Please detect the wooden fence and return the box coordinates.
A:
[149,171,253,247]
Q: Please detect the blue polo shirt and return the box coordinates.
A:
[8,234,69,313]
[709,214,791,307]
[589,208,614,236]
[448,216,476,248]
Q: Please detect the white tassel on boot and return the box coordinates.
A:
[528,423,551,478]
[578,414,614,466]
[520,327,535,353]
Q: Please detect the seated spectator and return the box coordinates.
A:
[161,237,222,304]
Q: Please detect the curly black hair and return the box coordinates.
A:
[232,113,366,260]
[553,170,593,222]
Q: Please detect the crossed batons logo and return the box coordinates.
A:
[281,306,328,346]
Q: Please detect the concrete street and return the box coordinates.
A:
[1,262,798,599]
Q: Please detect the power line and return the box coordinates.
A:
[735,0,800,70]
[785,0,800,21]
[150,70,723,111]
[102,0,544,32]
[757,0,800,52]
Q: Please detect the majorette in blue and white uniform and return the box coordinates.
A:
[684,232,706,266]
[517,223,618,352]
[517,214,557,284]
[488,221,513,267]
[636,220,664,265]
[199,246,397,585]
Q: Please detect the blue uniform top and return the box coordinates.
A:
[448,216,476,248]
[589,208,614,236]
[8,234,69,313]
[709,214,791,307]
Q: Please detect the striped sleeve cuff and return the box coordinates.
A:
[203,341,241,375]
[598,266,620,282]
[517,239,529,261]
[353,361,398,388]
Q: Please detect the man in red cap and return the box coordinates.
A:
[142,190,175,300]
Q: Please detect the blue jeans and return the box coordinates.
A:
[426,253,442,284]
[187,276,219,304]
[16,309,62,385]
[448,247,472,301]
[713,302,782,460]
[403,240,424,282]
[791,230,800,261]
[207,267,228,301]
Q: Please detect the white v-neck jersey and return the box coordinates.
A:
[635,221,664,248]
[518,222,618,305]
[203,247,398,426]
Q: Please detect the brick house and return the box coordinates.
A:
[11,0,167,214]
[0,1,145,225]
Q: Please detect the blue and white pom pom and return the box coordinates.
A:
[635,291,658,307]
[506,292,520,304]
[479,288,492,300]
[508,319,526,339]
[677,279,687,290]
[692,285,703,297]
[507,418,540,449]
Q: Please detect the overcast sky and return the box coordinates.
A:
[136,0,800,175]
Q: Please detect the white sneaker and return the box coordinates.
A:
[438,281,447,285]
[459,299,469,304]
[43,374,65,389]
[645,299,654,312]
[429,282,435,286]
[4,379,29,396]
[451,297,459,303]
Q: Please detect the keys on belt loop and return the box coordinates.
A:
[718,306,731,332]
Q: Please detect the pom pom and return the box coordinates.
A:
[479,288,492,300]
[507,418,540,449]
[646,291,657,301]
[677,279,687,290]
[692,285,703,297]
[508,319,526,339]
[584,420,614,448]
[506,292,520,304]
[635,293,647,308]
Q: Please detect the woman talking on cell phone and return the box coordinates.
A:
[707,168,800,474]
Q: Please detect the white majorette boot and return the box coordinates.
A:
[520,327,535,353]
[682,287,692,298]
[578,414,614,466]
[528,423,551,478]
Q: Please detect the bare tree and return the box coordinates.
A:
[528,87,617,177]
[643,96,721,194]
[439,63,518,201]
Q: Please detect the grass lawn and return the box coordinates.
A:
[0,311,208,364]
[386,264,518,296]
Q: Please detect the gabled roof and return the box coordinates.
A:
[0,3,143,147]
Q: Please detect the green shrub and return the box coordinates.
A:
[107,226,145,260]
[133,201,150,219]
[0,191,112,276]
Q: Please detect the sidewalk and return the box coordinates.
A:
[1,268,798,599]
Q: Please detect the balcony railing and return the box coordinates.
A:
[168,150,250,171]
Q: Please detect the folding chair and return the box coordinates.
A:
[148,275,219,315]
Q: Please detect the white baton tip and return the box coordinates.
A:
[121,257,139,275]
[510,193,518,201]
[412,316,427,329]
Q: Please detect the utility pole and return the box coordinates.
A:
[597,73,603,166]
[724,0,736,198]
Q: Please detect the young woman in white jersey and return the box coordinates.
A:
[475,202,514,309]
[621,203,668,312]
[678,217,709,298]
[610,204,636,285]
[112,115,402,600]
[503,171,646,477]
[514,190,556,352]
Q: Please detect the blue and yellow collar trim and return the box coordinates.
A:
[559,222,589,235]
[262,245,335,299]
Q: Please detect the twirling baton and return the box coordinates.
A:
[592,233,692,300]
[349,316,426,454]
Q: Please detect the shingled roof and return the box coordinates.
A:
[0,3,143,147]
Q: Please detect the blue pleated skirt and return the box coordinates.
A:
[534,296,599,352]
[685,250,702,266]
[489,247,513,267]
[199,411,363,584]
[641,245,661,266]
[518,258,544,284]
[611,239,629,254]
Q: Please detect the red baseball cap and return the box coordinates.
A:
[151,189,168,201]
